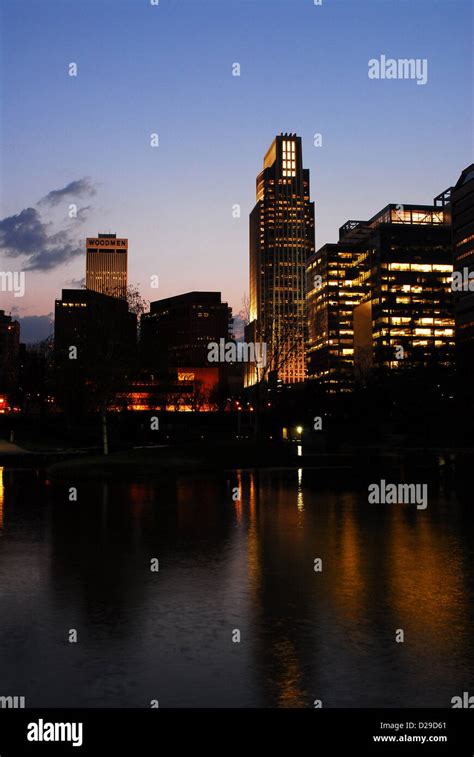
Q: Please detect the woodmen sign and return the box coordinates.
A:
[87,238,128,249]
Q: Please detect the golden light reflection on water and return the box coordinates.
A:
[274,637,306,708]
[237,472,471,705]
[247,471,261,594]
[297,468,304,512]
[244,471,308,706]
[234,470,243,524]
[332,499,365,619]
[386,507,466,656]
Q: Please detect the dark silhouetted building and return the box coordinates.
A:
[141,291,231,369]
[246,133,315,386]
[0,310,20,406]
[55,288,136,359]
[451,164,474,382]
[140,291,234,404]
[54,289,137,410]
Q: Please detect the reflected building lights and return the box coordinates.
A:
[235,470,243,524]
[297,468,304,512]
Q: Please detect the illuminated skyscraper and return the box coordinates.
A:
[86,233,128,298]
[246,134,315,386]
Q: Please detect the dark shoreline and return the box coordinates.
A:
[2,442,467,482]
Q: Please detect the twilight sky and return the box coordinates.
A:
[0,0,472,340]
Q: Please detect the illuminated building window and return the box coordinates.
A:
[389,263,409,271]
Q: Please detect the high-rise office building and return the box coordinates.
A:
[349,202,454,377]
[306,199,454,391]
[306,242,363,393]
[451,164,474,380]
[86,233,128,298]
[246,133,315,386]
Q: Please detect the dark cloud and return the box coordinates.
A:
[0,206,82,271]
[39,177,96,207]
[0,207,49,256]
[0,179,96,272]
[25,244,82,272]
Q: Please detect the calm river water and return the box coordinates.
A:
[0,464,472,707]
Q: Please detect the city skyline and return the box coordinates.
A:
[3,155,469,417]
[2,146,471,344]
[0,0,472,334]
[2,152,471,348]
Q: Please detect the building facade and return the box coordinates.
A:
[54,288,137,410]
[306,200,454,392]
[306,243,362,393]
[349,203,454,379]
[246,133,315,386]
[86,233,128,298]
[451,164,474,383]
[141,291,231,369]
[140,291,233,404]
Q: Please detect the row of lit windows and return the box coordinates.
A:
[456,249,474,263]
[388,263,452,272]
[386,328,454,336]
[389,317,452,325]
[373,209,444,225]
[455,233,474,248]
[383,281,450,290]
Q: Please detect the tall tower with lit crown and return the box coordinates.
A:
[246,133,315,385]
